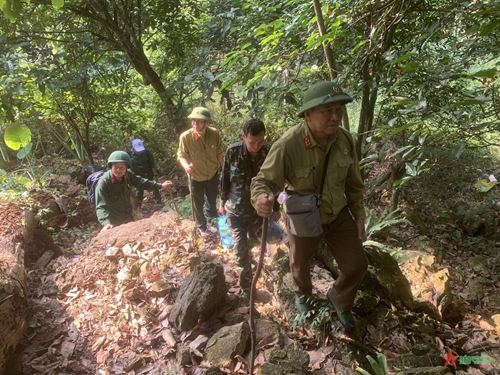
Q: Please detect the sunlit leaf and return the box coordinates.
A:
[52,0,64,10]
[4,122,32,151]
[474,179,498,192]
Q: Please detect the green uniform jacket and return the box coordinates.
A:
[128,148,156,178]
[95,170,162,226]
[250,123,365,224]
[177,127,223,182]
[220,141,274,219]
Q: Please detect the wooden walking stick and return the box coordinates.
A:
[187,173,198,239]
[168,187,180,215]
[249,216,268,375]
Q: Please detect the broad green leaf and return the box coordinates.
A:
[52,0,64,10]
[4,122,32,151]
[474,179,498,192]
[471,68,497,78]
[17,142,33,159]
[480,20,500,36]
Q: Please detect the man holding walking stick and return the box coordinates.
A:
[251,81,368,332]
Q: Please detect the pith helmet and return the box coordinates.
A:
[187,107,211,121]
[297,81,353,118]
[107,151,131,168]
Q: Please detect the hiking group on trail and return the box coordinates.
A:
[82,80,367,332]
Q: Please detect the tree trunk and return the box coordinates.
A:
[311,0,351,131]
[311,0,337,81]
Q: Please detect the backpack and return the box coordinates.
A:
[85,170,105,205]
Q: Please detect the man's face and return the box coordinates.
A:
[191,119,208,134]
[304,102,344,139]
[243,131,265,155]
[111,162,128,179]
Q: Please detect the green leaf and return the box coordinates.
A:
[366,355,384,375]
[480,20,500,36]
[474,179,498,192]
[471,68,497,78]
[451,143,466,159]
[4,122,32,151]
[377,352,388,374]
[52,0,63,10]
[355,368,371,375]
[17,142,33,159]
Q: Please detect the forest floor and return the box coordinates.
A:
[1,151,500,375]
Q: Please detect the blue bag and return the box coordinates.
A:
[218,215,234,247]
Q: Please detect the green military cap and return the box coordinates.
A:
[187,107,211,121]
[297,81,353,118]
[108,151,132,168]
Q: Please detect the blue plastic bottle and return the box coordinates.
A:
[218,215,234,247]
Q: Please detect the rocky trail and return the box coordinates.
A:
[0,172,499,375]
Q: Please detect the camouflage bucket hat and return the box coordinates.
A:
[187,107,211,121]
[297,81,353,118]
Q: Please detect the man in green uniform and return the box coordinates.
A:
[219,119,281,289]
[95,151,172,232]
[128,138,162,205]
[177,107,224,236]
[251,81,368,331]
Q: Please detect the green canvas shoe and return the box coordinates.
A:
[327,288,355,331]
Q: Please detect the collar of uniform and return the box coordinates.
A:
[192,127,211,140]
[241,139,266,157]
[302,123,338,150]
[241,140,248,156]
[110,173,127,184]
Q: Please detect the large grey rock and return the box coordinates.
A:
[204,321,250,366]
[360,246,414,307]
[258,342,309,375]
[169,258,227,331]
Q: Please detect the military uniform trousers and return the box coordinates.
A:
[191,173,219,230]
[288,205,368,311]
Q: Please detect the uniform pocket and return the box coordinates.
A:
[335,155,353,181]
[293,166,316,190]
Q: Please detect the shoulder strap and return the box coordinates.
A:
[318,148,332,206]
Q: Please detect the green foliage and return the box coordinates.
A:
[0,168,30,196]
[291,297,331,338]
[163,196,192,220]
[364,207,410,249]
[356,353,388,375]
